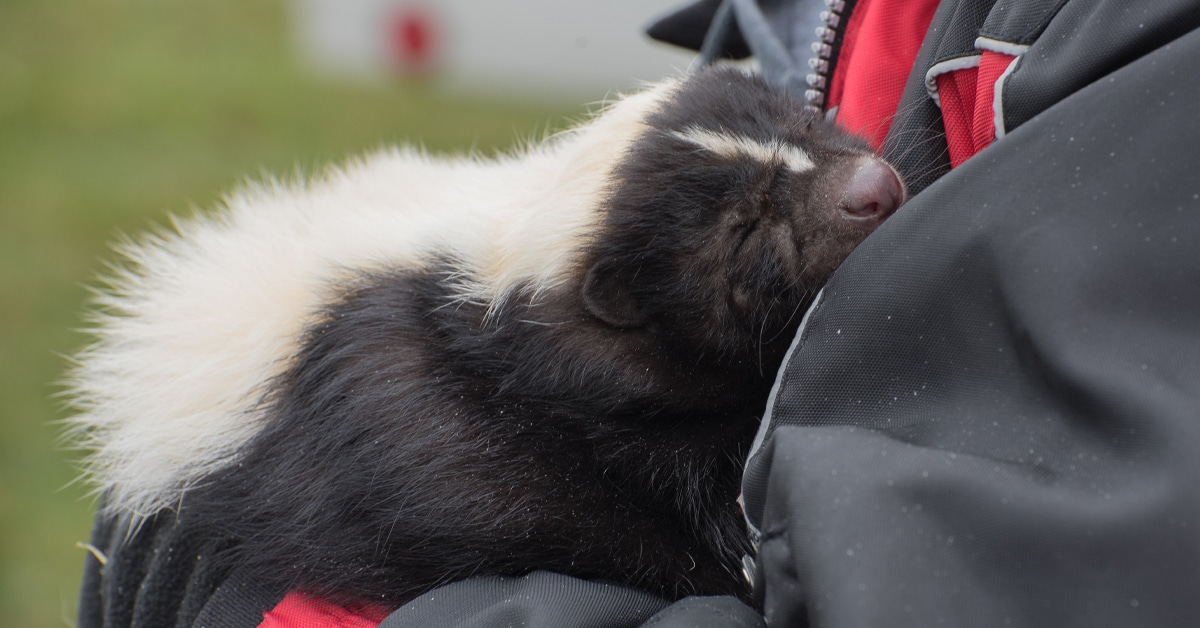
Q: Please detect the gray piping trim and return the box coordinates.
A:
[974,36,1032,57]
[993,54,1022,138]
[924,55,982,107]
[742,288,825,538]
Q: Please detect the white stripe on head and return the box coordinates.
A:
[670,127,815,173]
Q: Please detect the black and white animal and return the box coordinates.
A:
[67,67,904,607]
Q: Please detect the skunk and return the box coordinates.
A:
[67,66,904,607]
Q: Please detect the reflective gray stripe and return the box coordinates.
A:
[742,287,824,540]
[924,55,982,106]
[992,54,1022,138]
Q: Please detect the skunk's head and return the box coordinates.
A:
[582,67,905,365]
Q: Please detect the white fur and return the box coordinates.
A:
[65,79,680,520]
[670,126,815,173]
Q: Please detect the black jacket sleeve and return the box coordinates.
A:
[378,571,716,628]
[376,571,764,628]
[741,16,1200,628]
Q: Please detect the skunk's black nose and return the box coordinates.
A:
[839,157,906,228]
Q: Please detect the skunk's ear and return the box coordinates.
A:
[582,258,647,329]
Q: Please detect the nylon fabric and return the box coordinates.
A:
[971,51,1012,150]
[377,571,670,628]
[825,0,940,150]
[933,64,978,166]
[194,572,289,628]
[745,23,1200,625]
[933,50,1014,167]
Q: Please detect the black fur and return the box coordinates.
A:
[178,68,889,608]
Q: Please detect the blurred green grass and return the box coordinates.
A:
[0,1,581,625]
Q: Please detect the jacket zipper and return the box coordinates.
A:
[805,0,858,110]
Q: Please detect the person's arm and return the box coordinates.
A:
[743,18,1200,626]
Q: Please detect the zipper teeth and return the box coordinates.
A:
[805,0,848,109]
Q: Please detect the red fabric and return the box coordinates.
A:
[826,0,940,150]
[935,64,979,168]
[934,51,1017,167]
[974,51,1017,154]
[259,591,392,628]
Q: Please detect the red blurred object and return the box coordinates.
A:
[387,7,440,76]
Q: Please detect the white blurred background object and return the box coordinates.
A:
[293,0,697,99]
